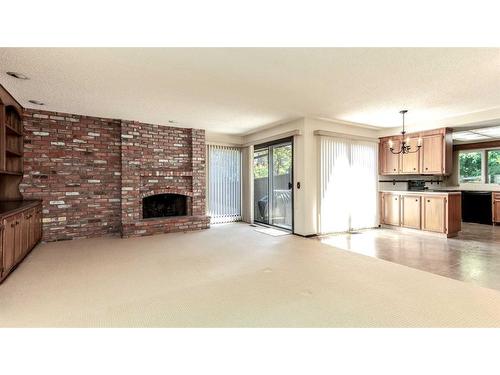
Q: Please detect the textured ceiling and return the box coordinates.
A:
[1,48,499,134]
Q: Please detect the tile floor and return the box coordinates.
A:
[317,223,500,291]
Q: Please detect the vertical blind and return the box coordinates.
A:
[319,136,378,234]
[207,144,242,224]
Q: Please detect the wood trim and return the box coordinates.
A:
[313,130,379,143]
[453,140,500,151]
[242,129,301,147]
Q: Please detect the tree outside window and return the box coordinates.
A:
[459,151,482,183]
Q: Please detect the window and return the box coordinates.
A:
[459,149,500,185]
[487,150,500,184]
[459,151,483,183]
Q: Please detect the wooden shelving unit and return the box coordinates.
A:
[0,85,43,284]
[0,84,24,200]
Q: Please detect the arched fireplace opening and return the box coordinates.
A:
[142,193,190,219]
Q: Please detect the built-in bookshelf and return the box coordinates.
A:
[0,84,24,200]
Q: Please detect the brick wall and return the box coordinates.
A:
[21,109,122,241]
[21,109,209,241]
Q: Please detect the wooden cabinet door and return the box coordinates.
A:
[402,195,421,229]
[421,134,443,174]
[3,215,17,274]
[400,137,421,174]
[383,193,400,226]
[29,209,36,248]
[14,214,22,261]
[381,140,401,174]
[493,199,500,224]
[22,210,31,256]
[423,196,446,233]
[35,207,42,242]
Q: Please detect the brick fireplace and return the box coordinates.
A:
[120,121,209,237]
[21,109,210,241]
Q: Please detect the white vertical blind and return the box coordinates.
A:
[319,136,378,234]
[207,144,242,224]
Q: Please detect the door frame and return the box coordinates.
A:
[253,137,294,232]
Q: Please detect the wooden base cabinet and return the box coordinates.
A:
[381,193,400,226]
[0,202,42,283]
[422,196,446,233]
[380,191,461,237]
[493,193,500,225]
[402,195,421,229]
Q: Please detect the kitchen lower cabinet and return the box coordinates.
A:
[380,191,461,237]
[493,193,500,225]
[381,193,400,226]
[1,201,42,283]
[422,196,446,233]
[402,195,421,229]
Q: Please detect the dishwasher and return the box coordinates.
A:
[461,191,492,224]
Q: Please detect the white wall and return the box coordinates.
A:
[210,116,381,235]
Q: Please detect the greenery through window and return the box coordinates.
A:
[487,150,500,184]
[459,151,482,183]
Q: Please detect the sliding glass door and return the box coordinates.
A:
[253,138,293,231]
[318,136,378,234]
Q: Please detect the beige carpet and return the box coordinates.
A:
[1,222,500,327]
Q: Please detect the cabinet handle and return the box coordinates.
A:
[427,200,430,203]
[415,199,418,202]
[425,167,428,170]
[11,223,15,228]
[393,168,396,171]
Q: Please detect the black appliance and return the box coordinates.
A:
[462,191,492,224]
[408,180,427,191]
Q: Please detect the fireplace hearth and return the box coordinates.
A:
[143,193,189,219]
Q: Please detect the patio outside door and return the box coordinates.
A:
[253,138,293,231]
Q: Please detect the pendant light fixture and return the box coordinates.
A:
[388,110,422,154]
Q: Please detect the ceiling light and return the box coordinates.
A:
[452,131,489,141]
[472,126,500,137]
[28,100,45,106]
[6,71,29,80]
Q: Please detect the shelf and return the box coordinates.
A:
[5,124,22,136]
[0,170,23,176]
[6,148,22,157]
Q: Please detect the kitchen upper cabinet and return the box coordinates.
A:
[400,137,421,174]
[422,196,446,233]
[421,134,444,174]
[379,128,452,176]
[382,193,400,226]
[380,139,400,175]
[402,195,421,229]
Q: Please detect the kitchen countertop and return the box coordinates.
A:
[0,200,42,218]
[379,190,462,196]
